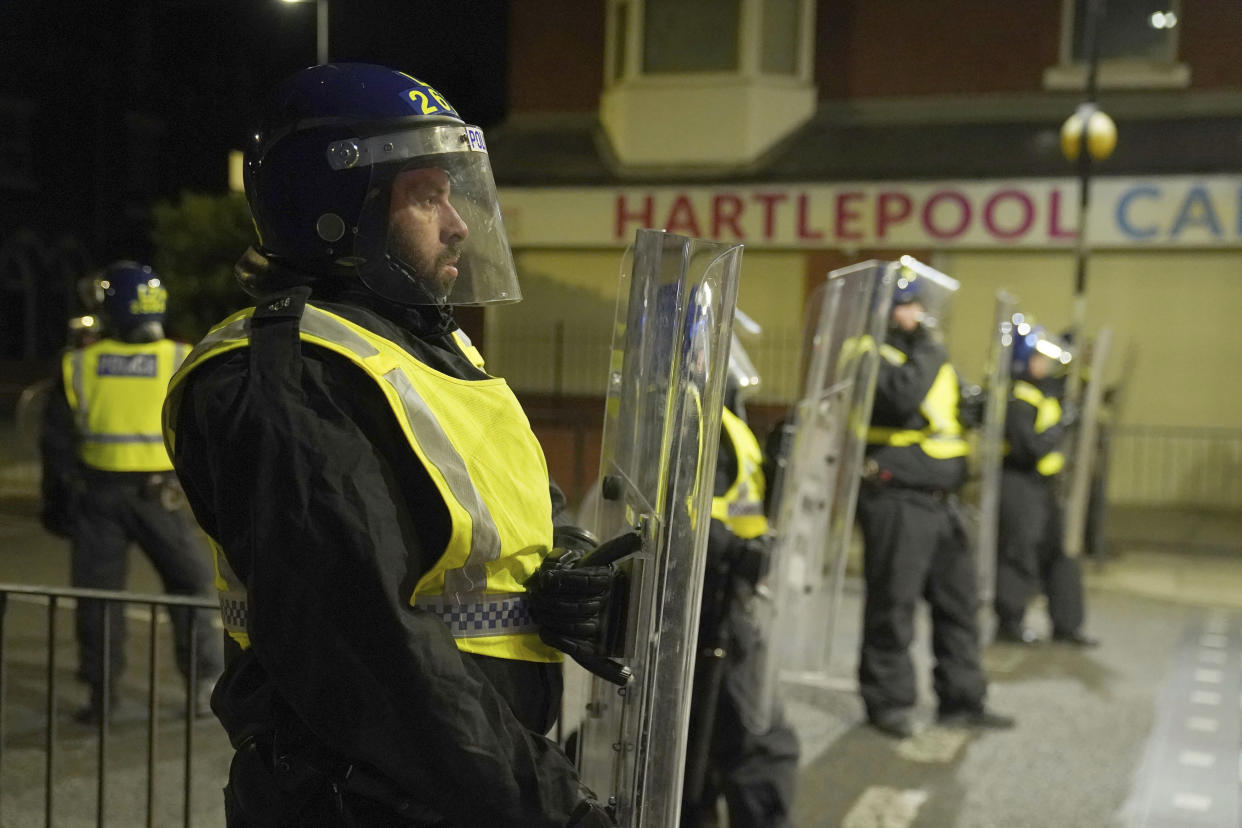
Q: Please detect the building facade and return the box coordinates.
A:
[486,0,1242,510]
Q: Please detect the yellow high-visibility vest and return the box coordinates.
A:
[866,343,969,460]
[1010,380,1066,476]
[164,303,560,663]
[710,408,769,540]
[63,339,189,472]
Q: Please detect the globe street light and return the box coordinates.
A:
[281,0,329,65]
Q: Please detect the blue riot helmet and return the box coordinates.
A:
[892,272,921,307]
[241,63,520,307]
[97,261,167,342]
[890,256,959,335]
[1011,314,1073,378]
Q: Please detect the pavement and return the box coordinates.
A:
[787,553,1242,828]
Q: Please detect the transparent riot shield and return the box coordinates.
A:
[1063,328,1113,558]
[895,255,959,335]
[973,292,1017,620]
[577,228,741,827]
[750,261,897,727]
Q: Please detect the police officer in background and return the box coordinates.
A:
[856,268,1014,738]
[162,64,614,827]
[40,261,223,724]
[683,337,800,828]
[994,321,1098,647]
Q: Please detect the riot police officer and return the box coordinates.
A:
[994,320,1098,647]
[162,64,614,827]
[683,336,800,828]
[40,261,222,724]
[856,265,1013,738]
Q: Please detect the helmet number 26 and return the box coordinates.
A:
[408,87,455,117]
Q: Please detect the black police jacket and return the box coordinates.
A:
[866,327,968,493]
[1003,375,1068,474]
[170,285,585,827]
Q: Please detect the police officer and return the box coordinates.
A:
[682,337,800,828]
[162,64,614,827]
[994,321,1097,647]
[40,261,223,724]
[856,268,1013,738]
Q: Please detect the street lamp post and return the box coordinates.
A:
[1058,0,1116,404]
[281,0,329,65]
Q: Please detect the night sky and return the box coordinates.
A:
[0,0,509,253]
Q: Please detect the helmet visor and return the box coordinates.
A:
[328,124,520,306]
[894,256,959,332]
[1013,317,1074,375]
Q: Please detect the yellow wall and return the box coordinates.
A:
[487,248,808,401]
[939,250,1242,429]
[493,246,1242,431]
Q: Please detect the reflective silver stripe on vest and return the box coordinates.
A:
[297,307,504,602]
[183,316,252,370]
[70,350,88,430]
[414,594,536,638]
[80,432,165,443]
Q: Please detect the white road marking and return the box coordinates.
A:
[1187,716,1220,733]
[1178,750,1216,768]
[896,728,969,764]
[1171,792,1212,812]
[1194,668,1223,684]
[1190,690,1221,705]
[1200,633,1228,648]
[843,786,929,828]
[1198,650,1227,665]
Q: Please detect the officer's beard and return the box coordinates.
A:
[388,240,463,305]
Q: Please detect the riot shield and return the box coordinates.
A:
[895,255,959,334]
[972,292,1017,621]
[1063,328,1113,558]
[577,229,741,827]
[750,261,897,728]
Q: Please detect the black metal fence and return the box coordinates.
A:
[1107,425,1242,510]
[0,584,228,828]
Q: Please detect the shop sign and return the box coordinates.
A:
[499,176,1242,249]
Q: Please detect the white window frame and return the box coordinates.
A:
[604,0,813,89]
[1043,0,1190,90]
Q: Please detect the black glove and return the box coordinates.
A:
[567,798,616,828]
[729,533,771,587]
[958,384,987,429]
[528,552,614,656]
[528,530,641,686]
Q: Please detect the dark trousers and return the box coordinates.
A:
[995,469,1085,636]
[684,597,800,828]
[856,486,988,717]
[70,476,223,697]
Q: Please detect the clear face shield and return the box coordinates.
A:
[325,123,521,306]
[892,255,960,335]
[1013,314,1074,378]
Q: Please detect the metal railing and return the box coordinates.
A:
[487,321,806,403]
[0,584,226,828]
[1106,425,1242,510]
